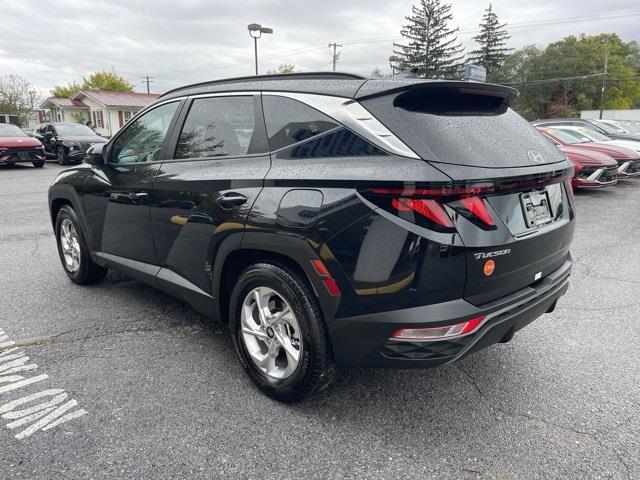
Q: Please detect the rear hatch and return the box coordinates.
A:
[359,81,575,305]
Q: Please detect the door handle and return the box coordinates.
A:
[217,192,248,209]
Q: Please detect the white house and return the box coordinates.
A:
[40,90,159,137]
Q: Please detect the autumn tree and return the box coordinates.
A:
[0,75,37,124]
[267,64,296,74]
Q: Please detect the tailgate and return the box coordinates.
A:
[458,182,575,305]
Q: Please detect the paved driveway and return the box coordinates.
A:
[1,163,638,479]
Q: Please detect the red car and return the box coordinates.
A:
[537,127,640,179]
[560,145,618,189]
[0,123,46,168]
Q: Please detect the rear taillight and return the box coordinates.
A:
[451,196,496,230]
[391,315,486,341]
[360,171,572,233]
[391,198,454,229]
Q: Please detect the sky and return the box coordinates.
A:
[1,0,638,100]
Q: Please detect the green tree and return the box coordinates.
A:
[498,34,640,119]
[83,71,134,92]
[392,0,465,79]
[51,71,134,98]
[51,82,82,98]
[468,4,512,81]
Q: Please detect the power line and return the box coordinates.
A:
[502,73,606,87]
[157,8,640,80]
[338,10,640,46]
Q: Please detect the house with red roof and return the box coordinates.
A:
[40,90,159,137]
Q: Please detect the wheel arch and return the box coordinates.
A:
[48,184,96,253]
[212,232,340,324]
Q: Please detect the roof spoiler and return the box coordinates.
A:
[355,80,520,107]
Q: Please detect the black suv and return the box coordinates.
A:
[48,73,575,401]
[34,122,107,165]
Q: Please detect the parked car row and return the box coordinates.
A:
[0,122,108,168]
[532,118,640,190]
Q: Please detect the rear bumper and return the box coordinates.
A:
[327,258,571,368]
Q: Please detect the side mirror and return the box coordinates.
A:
[84,143,106,166]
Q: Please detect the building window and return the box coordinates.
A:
[118,110,134,128]
[93,110,104,128]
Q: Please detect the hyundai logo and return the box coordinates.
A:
[528,150,546,164]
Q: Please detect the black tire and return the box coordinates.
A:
[56,146,68,165]
[229,262,335,402]
[55,205,107,284]
[32,160,45,168]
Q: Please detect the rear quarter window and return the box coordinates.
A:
[262,96,340,151]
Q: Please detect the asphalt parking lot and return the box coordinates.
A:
[1,162,639,479]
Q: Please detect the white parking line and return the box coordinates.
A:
[0,329,88,439]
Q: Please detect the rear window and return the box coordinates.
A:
[362,87,565,168]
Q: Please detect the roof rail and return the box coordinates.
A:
[159,71,367,98]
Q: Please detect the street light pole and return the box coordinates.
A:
[248,23,273,76]
[254,36,258,75]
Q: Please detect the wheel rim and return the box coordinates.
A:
[240,287,302,380]
[59,218,81,273]
[57,149,64,164]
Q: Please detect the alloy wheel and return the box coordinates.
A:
[60,218,81,273]
[240,286,302,380]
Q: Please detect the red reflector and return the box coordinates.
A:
[392,198,454,228]
[391,316,486,340]
[311,258,330,277]
[459,196,495,226]
[310,259,341,296]
[323,277,341,296]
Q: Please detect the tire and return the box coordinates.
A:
[57,146,68,165]
[55,205,107,284]
[229,262,335,402]
[32,160,45,168]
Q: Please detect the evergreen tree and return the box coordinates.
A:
[468,5,512,79]
[392,0,465,79]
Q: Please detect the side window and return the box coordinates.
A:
[111,102,179,164]
[175,96,259,159]
[262,96,340,151]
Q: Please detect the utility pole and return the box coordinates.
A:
[328,42,343,71]
[140,75,155,94]
[599,51,608,120]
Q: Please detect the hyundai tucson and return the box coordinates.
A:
[48,73,575,401]
[34,122,107,165]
